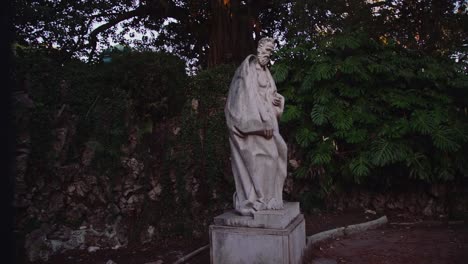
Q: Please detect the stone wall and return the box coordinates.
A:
[325,183,468,218]
[13,91,231,262]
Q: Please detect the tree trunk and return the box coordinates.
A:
[207,0,258,67]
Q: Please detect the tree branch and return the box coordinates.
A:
[84,0,187,61]
[87,7,150,60]
[367,0,398,10]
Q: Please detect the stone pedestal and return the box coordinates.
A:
[210,202,306,264]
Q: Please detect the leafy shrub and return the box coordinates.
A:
[272,32,468,196]
[14,46,188,173]
[102,51,188,122]
[172,64,237,201]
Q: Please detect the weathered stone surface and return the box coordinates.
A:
[311,258,338,264]
[13,81,229,262]
[214,202,300,229]
[307,227,345,245]
[344,216,388,235]
[225,37,287,216]
[121,157,144,178]
[423,199,435,216]
[25,225,53,262]
[81,141,97,167]
[210,214,306,264]
[48,226,72,241]
[148,184,162,201]
[87,246,100,253]
[306,216,388,253]
[65,203,88,224]
[48,192,65,212]
[140,225,156,244]
[145,261,164,264]
[326,188,466,219]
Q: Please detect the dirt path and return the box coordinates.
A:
[305,223,468,264]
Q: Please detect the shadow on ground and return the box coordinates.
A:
[32,210,468,264]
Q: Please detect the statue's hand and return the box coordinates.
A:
[242,129,273,139]
[263,129,273,139]
[272,97,281,107]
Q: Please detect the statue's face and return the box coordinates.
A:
[257,42,275,67]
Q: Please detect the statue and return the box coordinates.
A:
[225,37,287,216]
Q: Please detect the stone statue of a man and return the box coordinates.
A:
[225,37,287,216]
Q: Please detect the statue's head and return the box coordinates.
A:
[256,37,275,67]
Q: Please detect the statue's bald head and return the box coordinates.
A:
[256,37,275,67]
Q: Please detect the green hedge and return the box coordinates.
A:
[14,46,188,173]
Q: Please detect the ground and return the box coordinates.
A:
[30,209,467,264]
[304,221,468,264]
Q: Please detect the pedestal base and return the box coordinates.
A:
[209,213,306,264]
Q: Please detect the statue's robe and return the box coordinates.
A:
[225,54,288,216]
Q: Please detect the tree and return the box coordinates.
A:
[281,1,467,57]
[14,0,467,67]
[14,0,283,67]
[14,0,187,61]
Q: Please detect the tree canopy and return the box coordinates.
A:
[14,0,279,67]
[14,0,468,69]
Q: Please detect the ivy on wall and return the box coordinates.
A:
[14,46,188,173]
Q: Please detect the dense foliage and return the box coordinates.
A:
[13,45,240,235]
[14,46,187,173]
[160,65,236,225]
[12,0,468,218]
[272,32,468,200]
[281,0,467,54]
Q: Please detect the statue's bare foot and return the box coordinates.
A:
[237,207,256,216]
[275,200,284,209]
[253,200,267,211]
[235,198,257,216]
[266,198,284,210]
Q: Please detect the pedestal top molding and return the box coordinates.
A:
[214,202,300,229]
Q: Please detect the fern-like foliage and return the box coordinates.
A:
[349,155,371,183]
[300,74,314,91]
[406,152,431,180]
[312,63,336,81]
[327,34,362,50]
[410,110,438,135]
[336,128,367,144]
[370,138,410,166]
[311,141,333,165]
[296,127,318,147]
[281,105,302,123]
[377,119,410,139]
[310,104,329,125]
[329,103,353,130]
[431,126,461,152]
[271,63,289,83]
[340,56,362,74]
[337,83,362,98]
[275,30,468,188]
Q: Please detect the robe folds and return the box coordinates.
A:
[225,54,288,216]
